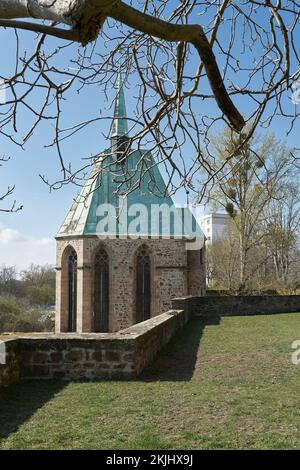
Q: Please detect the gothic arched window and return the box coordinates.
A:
[94,249,109,332]
[136,246,151,323]
[68,249,77,332]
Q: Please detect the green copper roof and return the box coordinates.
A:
[56,149,203,240]
[110,75,128,138]
[56,84,204,242]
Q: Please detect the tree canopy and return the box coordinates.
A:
[0,1,299,209]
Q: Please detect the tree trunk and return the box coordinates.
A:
[239,232,246,293]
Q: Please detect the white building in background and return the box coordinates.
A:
[197,212,230,245]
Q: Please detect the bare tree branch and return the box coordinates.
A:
[0,0,299,203]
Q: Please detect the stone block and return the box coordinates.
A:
[30,365,50,377]
[123,353,134,361]
[50,352,63,363]
[64,350,83,362]
[105,350,120,362]
[53,370,66,379]
[92,351,102,362]
[32,352,48,364]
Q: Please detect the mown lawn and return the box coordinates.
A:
[1,313,300,450]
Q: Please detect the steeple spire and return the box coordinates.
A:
[111,73,128,138]
[111,73,130,159]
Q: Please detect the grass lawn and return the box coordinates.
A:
[1,313,300,450]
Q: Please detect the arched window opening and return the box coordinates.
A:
[68,249,77,332]
[136,246,151,323]
[94,249,109,332]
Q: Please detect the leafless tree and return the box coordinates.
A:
[0,1,300,203]
[0,156,22,212]
[202,128,296,291]
[0,264,18,293]
[263,182,300,281]
[206,221,240,291]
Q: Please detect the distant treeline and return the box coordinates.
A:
[0,264,55,333]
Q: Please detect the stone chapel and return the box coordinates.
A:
[55,79,206,333]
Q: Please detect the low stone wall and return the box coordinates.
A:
[172,295,300,317]
[19,335,135,381]
[0,338,20,387]
[0,309,188,388]
[125,309,189,376]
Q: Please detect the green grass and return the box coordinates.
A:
[1,313,300,450]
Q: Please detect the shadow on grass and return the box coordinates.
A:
[0,380,66,442]
[0,316,219,442]
[139,316,220,381]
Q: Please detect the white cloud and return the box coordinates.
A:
[0,228,26,243]
[0,227,55,271]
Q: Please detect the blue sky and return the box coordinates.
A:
[0,6,299,270]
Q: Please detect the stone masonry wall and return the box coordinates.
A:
[172,295,300,317]
[124,309,189,376]
[56,237,204,333]
[0,308,188,388]
[3,294,298,388]
[19,335,135,381]
[0,338,20,387]
[187,249,206,297]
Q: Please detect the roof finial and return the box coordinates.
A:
[111,70,128,139]
[186,189,190,206]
